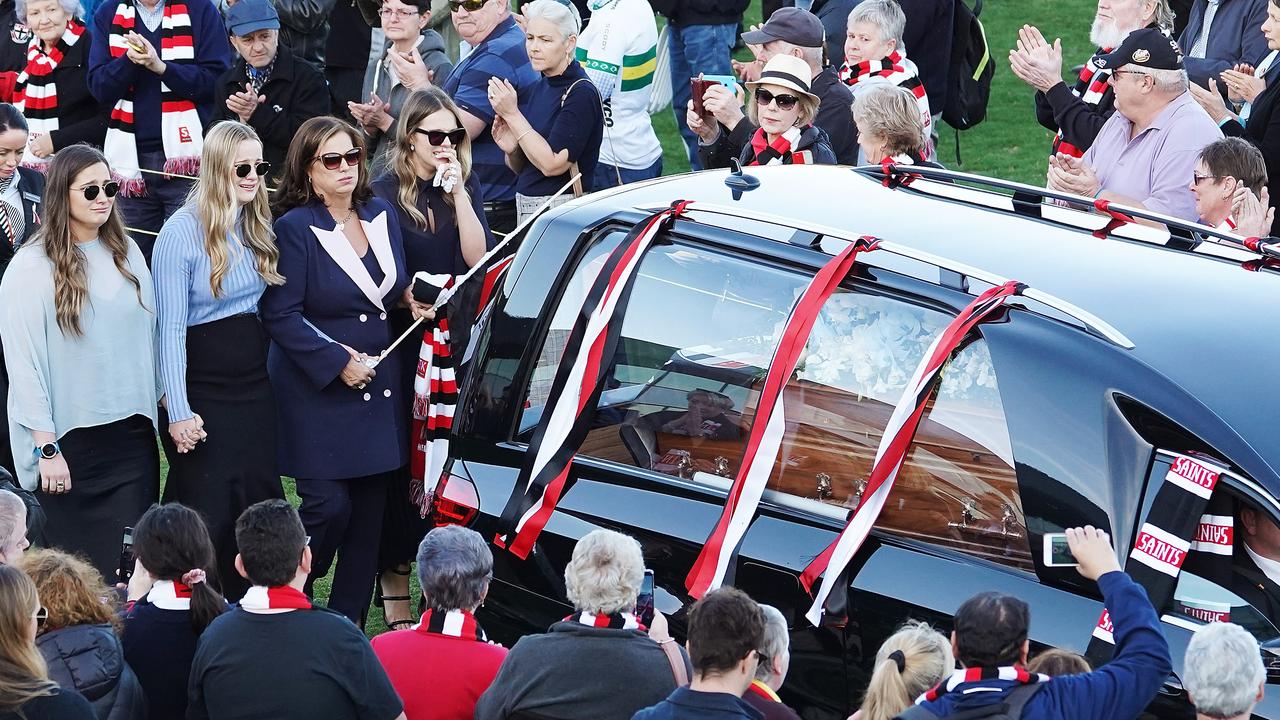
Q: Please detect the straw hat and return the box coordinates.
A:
[746,54,819,102]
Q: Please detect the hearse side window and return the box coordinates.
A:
[516,237,1032,571]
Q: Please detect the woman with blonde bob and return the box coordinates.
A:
[0,144,158,581]
[153,121,287,602]
[852,84,941,168]
[370,87,495,629]
[851,620,954,720]
[0,564,94,718]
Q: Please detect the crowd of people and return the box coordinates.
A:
[0,0,1277,716]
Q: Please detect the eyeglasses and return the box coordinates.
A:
[413,127,467,146]
[32,606,47,628]
[1108,69,1147,83]
[313,148,364,171]
[449,0,489,12]
[754,88,800,111]
[76,181,120,201]
[378,7,422,18]
[235,161,271,178]
[1192,172,1220,185]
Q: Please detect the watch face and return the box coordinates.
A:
[39,443,56,459]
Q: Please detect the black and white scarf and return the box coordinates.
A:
[564,610,646,631]
[12,19,86,170]
[1051,48,1111,158]
[745,126,811,166]
[839,49,931,136]
[415,608,488,641]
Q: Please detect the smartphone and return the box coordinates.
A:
[118,526,134,583]
[690,74,738,117]
[635,568,655,626]
[1042,533,1077,567]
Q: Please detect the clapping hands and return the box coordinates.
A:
[1009,24,1064,93]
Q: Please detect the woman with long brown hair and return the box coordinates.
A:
[0,144,159,582]
[369,87,494,627]
[0,563,94,719]
[154,121,286,602]
[263,116,429,625]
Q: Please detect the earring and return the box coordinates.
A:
[409,144,416,151]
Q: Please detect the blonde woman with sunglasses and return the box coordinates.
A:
[152,121,286,602]
[0,144,159,581]
[0,564,93,719]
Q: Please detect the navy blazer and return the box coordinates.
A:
[1178,0,1270,89]
[262,197,410,480]
[0,167,44,276]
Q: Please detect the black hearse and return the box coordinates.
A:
[430,164,1280,719]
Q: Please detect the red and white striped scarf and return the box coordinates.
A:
[409,272,457,517]
[1051,48,1111,159]
[917,667,1049,704]
[414,608,488,641]
[564,610,646,631]
[104,0,203,196]
[12,19,85,171]
[240,585,312,610]
[746,126,809,166]
[839,50,932,136]
[145,579,193,610]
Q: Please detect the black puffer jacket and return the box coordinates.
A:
[37,624,147,720]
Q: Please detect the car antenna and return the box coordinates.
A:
[725,158,760,200]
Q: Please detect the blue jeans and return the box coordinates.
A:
[668,22,737,170]
[594,157,664,190]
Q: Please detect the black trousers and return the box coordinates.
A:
[297,470,393,624]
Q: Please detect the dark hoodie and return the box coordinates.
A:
[38,624,147,720]
[913,572,1172,720]
[361,29,455,173]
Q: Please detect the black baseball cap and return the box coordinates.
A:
[1095,28,1184,71]
[740,8,824,49]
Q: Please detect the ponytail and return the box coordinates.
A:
[856,621,954,720]
[860,656,914,720]
[188,580,224,634]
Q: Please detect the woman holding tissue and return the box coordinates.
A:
[370,87,494,629]
[264,116,431,626]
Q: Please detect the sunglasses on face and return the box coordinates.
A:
[78,181,120,201]
[413,127,467,146]
[235,161,271,178]
[313,148,364,171]
[33,606,47,628]
[755,88,800,110]
[450,0,488,12]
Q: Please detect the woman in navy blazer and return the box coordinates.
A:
[263,116,431,625]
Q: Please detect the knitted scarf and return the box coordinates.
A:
[104,0,203,196]
[746,126,809,166]
[564,610,647,631]
[917,667,1049,704]
[839,50,931,135]
[415,608,488,641]
[12,19,86,170]
[240,585,312,610]
[145,579,193,610]
[409,272,457,518]
[1051,48,1111,159]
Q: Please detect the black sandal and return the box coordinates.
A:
[375,568,414,630]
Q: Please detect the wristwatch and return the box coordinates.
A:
[34,442,60,460]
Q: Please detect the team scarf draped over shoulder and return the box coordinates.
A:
[563,610,646,632]
[104,0,203,196]
[144,579,193,610]
[240,585,312,610]
[1051,47,1111,159]
[917,667,1049,705]
[12,19,86,170]
[745,126,810,166]
[415,608,488,641]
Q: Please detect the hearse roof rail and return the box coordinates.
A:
[855,163,1280,263]
[643,201,1135,350]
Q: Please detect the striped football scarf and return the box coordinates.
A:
[12,19,86,170]
[104,0,203,196]
[839,50,931,134]
[145,579,193,610]
[409,272,457,517]
[917,667,1049,705]
[415,608,488,641]
[801,281,1025,625]
[746,126,810,166]
[240,585,312,610]
[1051,48,1111,159]
[564,610,646,631]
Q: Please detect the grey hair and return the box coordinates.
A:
[847,0,905,46]
[1184,623,1265,719]
[16,0,83,20]
[853,83,927,156]
[415,525,493,612]
[1133,66,1188,94]
[564,529,644,615]
[755,604,790,681]
[0,491,23,547]
[798,44,824,68]
[522,0,580,39]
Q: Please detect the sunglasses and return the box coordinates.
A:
[1192,172,1220,185]
[755,88,800,111]
[235,161,271,178]
[33,606,47,628]
[413,127,467,146]
[313,148,364,171]
[78,181,120,201]
[450,0,488,11]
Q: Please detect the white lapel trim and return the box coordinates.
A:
[310,210,397,311]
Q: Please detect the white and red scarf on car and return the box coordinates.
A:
[12,19,85,170]
[144,579,193,610]
[564,610,646,631]
[685,237,880,599]
[240,585,312,610]
[415,608,488,641]
[1051,48,1111,159]
[104,0,203,196]
[916,667,1049,705]
[493,202,691,558]
[745,126,810,166]
[801,281,1026,625]
[839,50,931,132]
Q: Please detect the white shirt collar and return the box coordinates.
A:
[1244,542,1280,586]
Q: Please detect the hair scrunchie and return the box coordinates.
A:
[182,569,207,586]
[887,649,906,673]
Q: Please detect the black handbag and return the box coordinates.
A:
[0,465,46,546]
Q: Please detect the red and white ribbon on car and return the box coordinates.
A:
[685,237,880,599]
[800,281,1026,625]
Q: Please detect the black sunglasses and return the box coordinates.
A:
[450,0,488,11]
[313,148,364,171]
[413,127,467,147]
[755,88,800,111]
[33,606,47,628]
[79,181,120,201]
[235,161,271,178]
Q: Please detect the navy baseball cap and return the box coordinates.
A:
[741,8,824,49]
[1095,28,1184,71]
[224,0,280,37]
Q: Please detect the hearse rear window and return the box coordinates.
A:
[518,234,1032,571]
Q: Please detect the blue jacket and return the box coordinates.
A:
[1178,0,1270,89]
[634,687,763,720]
[262,198,410,480]
[915,572,1173,720]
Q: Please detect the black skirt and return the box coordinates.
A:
[45,414,159,581]
[160,313,284,600]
